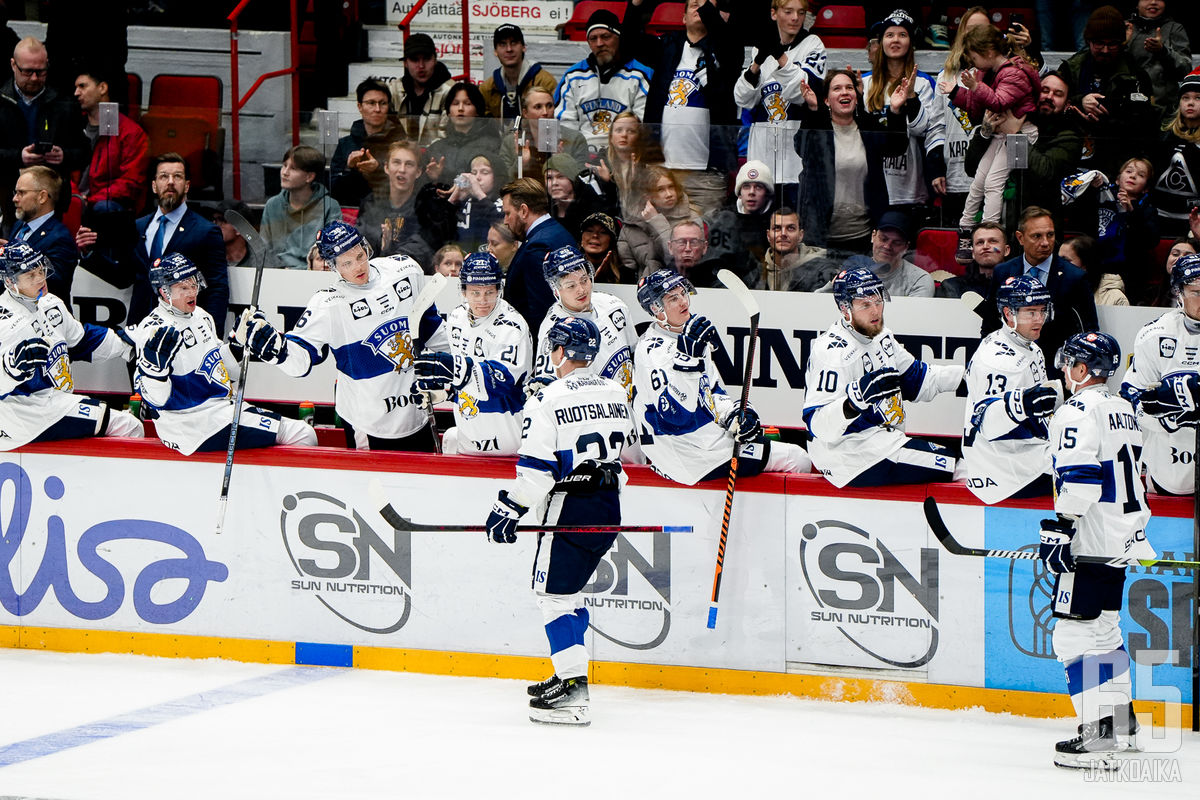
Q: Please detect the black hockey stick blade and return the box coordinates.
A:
[223,209,268,269]
[368,479,689,534]
[923,496,1200,570]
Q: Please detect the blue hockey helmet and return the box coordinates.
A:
[315,220,367,262]
[460,252,503,287]
[637,269,695,315]
[150,252,206,296]
[545,316,600,365]
[542,245,593,287]
[996,274,1053,319]
[1054,331,1121,379]
[0,241,52,283]
[832,267,885,310]
[1169,252,1200,296]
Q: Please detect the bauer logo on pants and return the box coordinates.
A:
[583,532,671,650]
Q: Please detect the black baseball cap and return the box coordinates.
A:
[493,24,524,46]
[404,33,436,60]
[875,210,913,241]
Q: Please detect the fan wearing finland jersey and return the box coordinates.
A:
[131,253,316,455]
[242,221,448,451]
[412,253,531,456]
[0,242,142,450]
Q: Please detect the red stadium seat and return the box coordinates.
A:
[1154,236,1179,269]
[560,1,626,41]
[139,114,215,191]
[125,72,142,120]
[915,227,966,277]
[646,3,685,35]
[812,5,868,48]
[341,207,359,225]
[148,75,223,129]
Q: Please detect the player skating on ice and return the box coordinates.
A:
[632,268,810,484]
[803,267,962,487]
[1044,331,1152,770]
[241,220,448,451]
[484,316,635,726]
[0,242,142,449]
[413,252,531,455]
[131,253,317,454]
[961,274,1058,502]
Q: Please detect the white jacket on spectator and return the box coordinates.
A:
[554,57,652,151]
[861,70,944,205]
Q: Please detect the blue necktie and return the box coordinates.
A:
[11,222,29,241]
[149,217,167,262]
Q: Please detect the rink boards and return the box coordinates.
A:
[0,440,1193,721]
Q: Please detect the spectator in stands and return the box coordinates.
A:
[983,205,1098,363]
[794,69,911,257]
[1058,5,1157,177]
[4,165,76,302]
[330,79,405,206]
[590,110,659,214]
[934,6,991,229]
[1153,73,1200,236]
[500,177,576,332]
[387,33,454,146]
[424,83,502,183]
[500,86,590,185]
[1100,157,1160,303]
[862,11,944,228]
[667,219,729,288]
[1151,237,1196,306]
[356,140,435,268]
[938,221,1010,300]
[553,9,652,151]
[212,199,254,268]
[0,37,89,220]
[260,145,342,270]
[447,154,503,253]
[432,243,464,277]
[755,206,838,292]
[579,212,633,284]
[479,24,557,121]
[74,66,147,215]
[619,165,699,277]
[733,0,827,208]
[1125,0,1192,107]
[838,211,935,298]
[486,220,519,271]
[77,152,227,333]
[1058,233,1129,306]
[623,0,744,216]
[544,152,618,242]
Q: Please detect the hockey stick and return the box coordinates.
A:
[408,271,448,454]
[368,479,689,534]
[923,496,1200,570]
[960,290,986,317]
[215,209,266,535]
[707,269,761,630]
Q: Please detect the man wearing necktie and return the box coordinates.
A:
[6,165,76,303]
[76,152,227,333]
[982,205,1099,365]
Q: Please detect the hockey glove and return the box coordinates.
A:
[486,490,528,544]
[245,312,287,365]
[722,401,762,445]
[1004,384,1058,422]
[414,351,473,394]
[1039,515,1077,574]
[524,375,554,400]
[138,326,182,378]
[1147,374,1200,424]
[847,367,902,413]
[3,337,49,382]
[678,315,718,359]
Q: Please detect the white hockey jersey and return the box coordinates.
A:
[861,71,944,205]
[554,58,652,150]
[935,69,976,194]
[1048,384,1154,560]
[1120,309,1200,494]
[803,319,962,487]
[961,325,1053,503]
[633,323,741,485]
[510,368,635,512]
[277,256,448,439]
[0,289,131,450]
[444,298,531,456]
[534,292,636,400]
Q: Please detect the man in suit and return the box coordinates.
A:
[500,177,576,333]
[76,152,228,333]
[982,205,1099,365]
[6,164,77,303]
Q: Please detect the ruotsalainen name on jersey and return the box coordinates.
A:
[554,401,631,426]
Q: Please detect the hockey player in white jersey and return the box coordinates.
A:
[242,220,448,451]
[0,242,142,450]
[961,275,1058,503]
[803,268,962,487]
[484,316,635,726]
[632,269,810,484]
[1119,253,1200,495]
[131,253,316,455]
[1043,332,1152,770]
[412,252,530,456]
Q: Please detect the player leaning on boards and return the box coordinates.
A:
[1119,253,1200,495]
[0,242,142,449]
[412,253,531,456]
[131,253,316,455]
[241,221,448,451]
[1042,332,1151,770]
[961,275,1059,503]
[485,316,636,727]
[803,268,962,487]
[632,269,810,483]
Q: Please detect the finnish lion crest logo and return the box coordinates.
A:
[364,319,416,371]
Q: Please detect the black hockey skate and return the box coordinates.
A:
[1053,707,1140,771]
[529,676,590,726]
[527,674,563,698]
